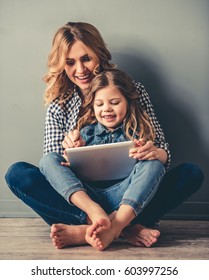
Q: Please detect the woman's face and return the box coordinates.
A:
[64,40,100,94]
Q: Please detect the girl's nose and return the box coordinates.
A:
[103,104,112,111]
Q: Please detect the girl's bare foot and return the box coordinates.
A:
[87,217,111,237]
[121,224,160,247]
[85,224,118,251]
[50,224,88,249]
[85,216,111,250]
[85,204,111,238]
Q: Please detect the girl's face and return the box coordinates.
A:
[93,86,128,131]
[64,40,100,94]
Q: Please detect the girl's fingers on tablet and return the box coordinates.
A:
[61,162,70,167]
[62,137,74,148]
[69,130,80,142]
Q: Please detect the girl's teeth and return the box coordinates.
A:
[104,116,115,119]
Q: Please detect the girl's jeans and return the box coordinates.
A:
[5,159,204,227]
[39,152,166,223]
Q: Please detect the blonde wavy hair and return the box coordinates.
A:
[43,22,115,105]
[77,69,155,141]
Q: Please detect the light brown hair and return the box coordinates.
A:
[43,22,115,105]
[77,69,155,141]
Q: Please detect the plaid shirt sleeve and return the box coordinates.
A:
[43,92,82,155]
[43,101,66,155]
[134,81,171,169]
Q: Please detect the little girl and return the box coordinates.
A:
[39,69,167,250]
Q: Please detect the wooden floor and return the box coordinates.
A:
[0,218,208,260]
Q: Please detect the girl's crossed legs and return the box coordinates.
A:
[85,160,165,250]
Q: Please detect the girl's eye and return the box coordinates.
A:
[95,103,103,107]
[111,102,119,105]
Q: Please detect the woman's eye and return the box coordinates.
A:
[111,102,119,105]
[66,60,74,66]
[82,55,91,62]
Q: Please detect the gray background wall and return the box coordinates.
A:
[0,0,208,219]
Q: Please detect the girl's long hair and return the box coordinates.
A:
[77,69,155,141]
[43,22,115,105]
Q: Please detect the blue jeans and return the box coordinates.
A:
[5,161,204,227]
[39,152,166,219]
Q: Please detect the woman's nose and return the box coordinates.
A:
[76,61,86,74]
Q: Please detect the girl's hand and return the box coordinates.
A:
[61,150,70,167]
[62,129,85,148]
[61,129,86,166]
[129,139,159,161]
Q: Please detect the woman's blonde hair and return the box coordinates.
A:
[43,22,115,105]
[77,69,155,141]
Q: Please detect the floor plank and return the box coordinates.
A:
[0,218,208,260]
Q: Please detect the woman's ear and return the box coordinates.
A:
[93,64,101,75]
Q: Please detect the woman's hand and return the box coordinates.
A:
[62,129,85,148]
[129,139,167,164]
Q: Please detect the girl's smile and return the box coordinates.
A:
[93,85,128,131]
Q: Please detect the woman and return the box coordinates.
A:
[5,22,204,249]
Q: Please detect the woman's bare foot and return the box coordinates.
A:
[121,224,160,247]
[50,224,88,249]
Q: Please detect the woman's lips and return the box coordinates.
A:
[75,74,91,83]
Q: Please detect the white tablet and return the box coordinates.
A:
[65,141,137,181]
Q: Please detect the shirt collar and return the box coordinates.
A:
[94,122,124,136]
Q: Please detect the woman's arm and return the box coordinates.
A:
[129,139,168,164]
[43,93,82,155]
[134,81,171,168]
[44,104,65,155]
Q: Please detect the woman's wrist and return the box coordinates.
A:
[157,148,168,165]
